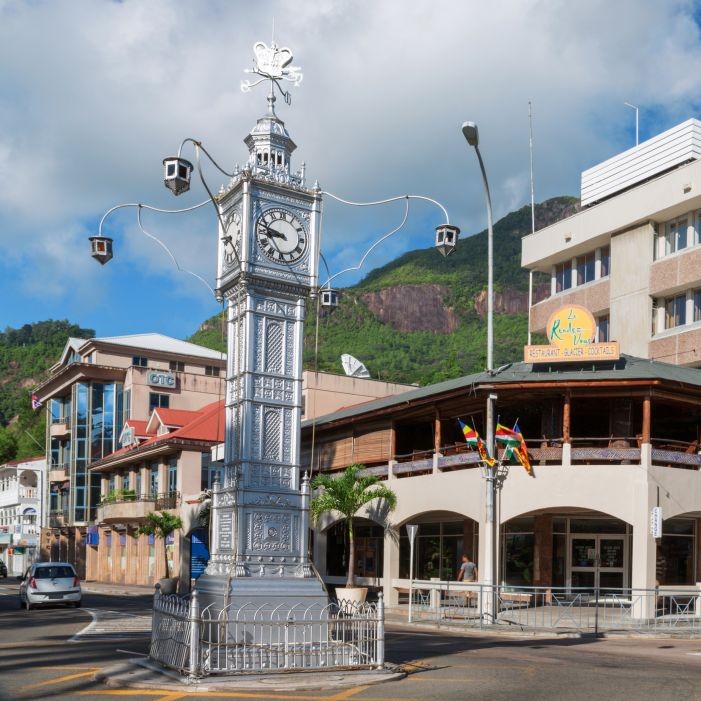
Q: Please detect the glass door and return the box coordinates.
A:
[569,535,626,593]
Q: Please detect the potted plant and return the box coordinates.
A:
[139,511,183,595]
[311,464,397,607]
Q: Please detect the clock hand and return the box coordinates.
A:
[261,223,287,241]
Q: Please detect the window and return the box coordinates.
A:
[596,315,610,342]
[555,261,572,292]
[205,365,220,377]
[664,218,688,255]
[132,356,148,367]
[576,253,595,285]
[665,294,687,329]
[169,361,185,372]
[694,289,701,323]
[167,459,177,494]
[599,245,610,277]
[150,463,159,496]
[149,393,170,412]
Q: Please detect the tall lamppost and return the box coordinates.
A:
[463,121,498,620]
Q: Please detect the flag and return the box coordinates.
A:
[31,393,42,410]
[458,419,496,467]
[458,418,479,447]
[496,421,533,476]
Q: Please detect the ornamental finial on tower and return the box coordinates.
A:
[241,41,303,107]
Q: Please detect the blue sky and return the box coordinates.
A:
[1,0,701,340]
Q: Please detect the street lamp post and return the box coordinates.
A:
[462,121,493,373]
[463,122,498,622]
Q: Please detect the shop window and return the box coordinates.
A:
[656,519,695,585]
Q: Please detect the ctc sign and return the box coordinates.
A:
[148,371,176,388]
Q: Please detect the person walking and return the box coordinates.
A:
[457,554,478,582]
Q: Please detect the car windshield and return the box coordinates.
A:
[34,566,74,579]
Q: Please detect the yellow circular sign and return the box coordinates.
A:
[546,305,596,350]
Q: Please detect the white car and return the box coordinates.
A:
[19,562,82,610]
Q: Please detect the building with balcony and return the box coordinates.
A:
[0,456,46,576]
[85,400,224,588]
[523,118,701,366]
[301,355,701,605]
[34,333,226,577]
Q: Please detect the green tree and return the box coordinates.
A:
[138,511,183,579]
[0,426,17,463]
[310,465,397,587]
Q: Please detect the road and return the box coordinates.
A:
[0,579,700,700]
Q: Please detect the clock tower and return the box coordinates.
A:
[194,42,327,613]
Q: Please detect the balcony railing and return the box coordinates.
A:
[49,510,70,528]
[350,435,701,481]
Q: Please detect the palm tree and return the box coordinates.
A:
[311,464,397,588]
[139,511,183,580]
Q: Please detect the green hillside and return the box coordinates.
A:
[189,196,577,385]
[0,320,94,462]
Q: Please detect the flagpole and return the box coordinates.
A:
[485,393,497,622]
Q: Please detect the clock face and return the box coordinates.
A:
[255,208,307,263]
[222,209,242,267]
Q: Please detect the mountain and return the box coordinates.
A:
[190,196,578,384]
[0,320,94,462]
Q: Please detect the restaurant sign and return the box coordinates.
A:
[524,304,619,363]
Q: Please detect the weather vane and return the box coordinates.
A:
[241,40,303,106]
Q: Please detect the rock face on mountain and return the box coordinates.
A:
[361,285,459,333]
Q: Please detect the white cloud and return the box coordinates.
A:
[1,0,701,333]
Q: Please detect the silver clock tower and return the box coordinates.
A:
[195,42,327,612]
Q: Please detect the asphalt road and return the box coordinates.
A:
[0,579,700,701]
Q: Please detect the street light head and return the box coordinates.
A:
[162,156,193,196]
[462,121,479,147]
[435,224,459,257]
[89,235,113,265]
[320,288,339,308]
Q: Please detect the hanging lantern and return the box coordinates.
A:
[89,235,113,265]
[435,224,459,257]
[321,289,339,308]
[162,156,193,196]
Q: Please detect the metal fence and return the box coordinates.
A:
[150,589,385,678]
[402,582,701,634]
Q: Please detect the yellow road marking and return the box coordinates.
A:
[22,667,100,689]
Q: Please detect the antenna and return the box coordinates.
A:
[624,102,639,146]
[341,354,371,378]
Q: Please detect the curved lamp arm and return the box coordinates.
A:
[318,192,451,290]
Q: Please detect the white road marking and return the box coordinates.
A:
[69,608,152,642]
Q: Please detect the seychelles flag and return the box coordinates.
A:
[31,393,42,410]
[458,419,496,467]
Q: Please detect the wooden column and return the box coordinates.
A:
[642,396,651,444]
[562,394,571,444]
[434,409,442,454]
[389,422,396,461]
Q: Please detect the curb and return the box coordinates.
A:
[94,659,405,692]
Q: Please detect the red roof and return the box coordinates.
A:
[123,419,151,437]
[95,400,225,465]
[153,408,200,427]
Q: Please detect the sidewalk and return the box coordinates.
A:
[82,580,156,597]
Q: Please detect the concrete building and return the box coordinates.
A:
[86,400,223,588]
[0,456,46,576]
[301,355,701,605]
[33,333,226,577]
[523,118,701,366]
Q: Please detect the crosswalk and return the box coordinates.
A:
[70,608,152,641]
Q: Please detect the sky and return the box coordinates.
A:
[2,0,701,341]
